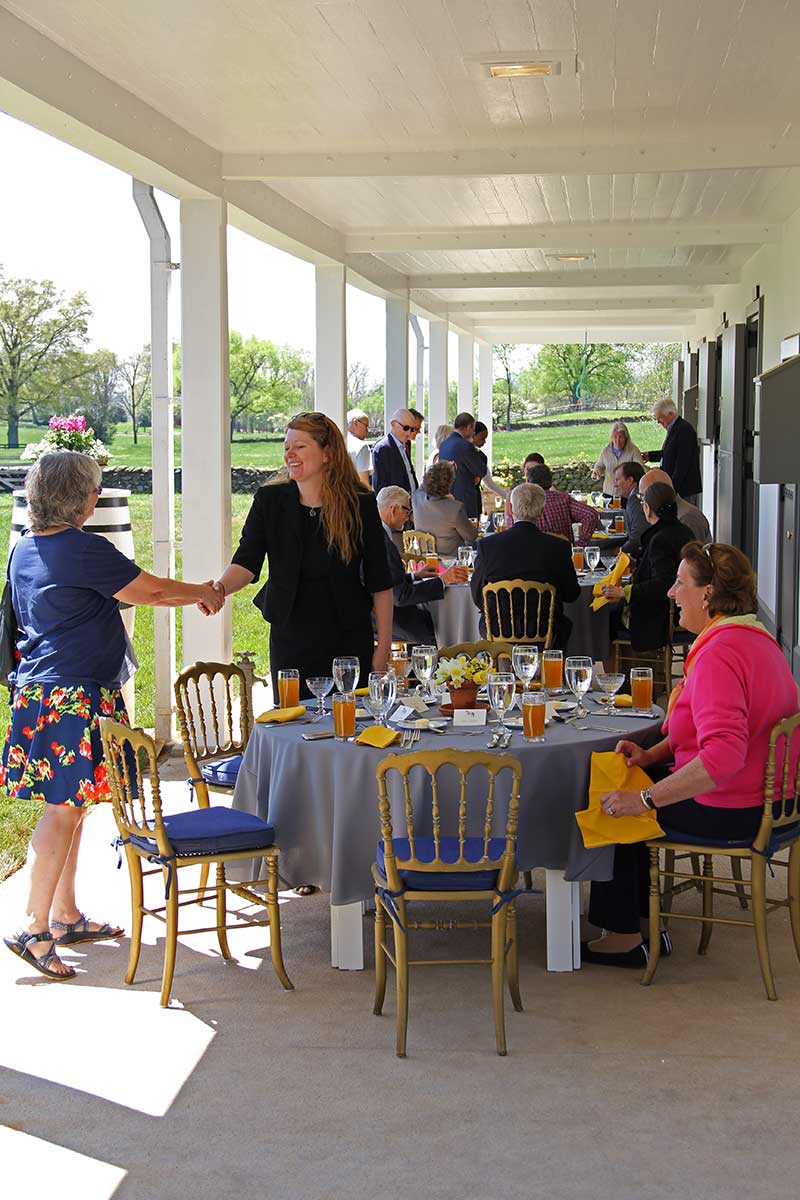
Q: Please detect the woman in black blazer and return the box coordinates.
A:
[602,481,693,651]
[215,413,393,698]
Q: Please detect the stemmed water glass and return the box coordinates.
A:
[595,671,625,709]
[565,656,593,719]
[332,655,360,695]
[366,671,397,726]
[305,675,334,721]
[511,644,539,696]
[601,517,612,536]
[411,644,438,702]
[487,672,516,742]
[585,545,601,573]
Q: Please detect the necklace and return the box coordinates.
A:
[306,506,318,517]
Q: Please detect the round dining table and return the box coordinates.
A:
[229,703,662,972]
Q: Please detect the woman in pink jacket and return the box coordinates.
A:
[583,541,799,968]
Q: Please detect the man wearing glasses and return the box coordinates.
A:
[346,407,372,486]
[371,407,419,504]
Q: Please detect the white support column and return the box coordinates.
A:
[315,264,347,430]
[385,295,409,431]
[478,342,494,466]
[457,333,475,412]
[180,197,232,667]
[428,319,449,433]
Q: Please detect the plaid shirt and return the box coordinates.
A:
[536,490,599,544]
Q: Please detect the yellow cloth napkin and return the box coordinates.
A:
[575,751,664,848]
[591,551,630,612]
[354,687,370,696]
[593,531,609,539]
[256,705,306,724]
[354,726,402,748]
[614,695,633,708]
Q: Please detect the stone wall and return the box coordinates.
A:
[0,465,279,495]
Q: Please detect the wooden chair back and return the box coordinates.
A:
[403,529,436,556]
[99,718,170,857]
[174,662,252,791]
[375,748,521,895]
[482,580,556,647]
[754,712,800,854]
[438,641,514,671]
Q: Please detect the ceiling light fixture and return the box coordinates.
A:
[548,253,592,263]
[488,62,558,78]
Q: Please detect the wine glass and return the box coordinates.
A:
[479,513,490,535]
[511,644,539,693]
[487,672,516,740]
[595,671,625,709]
[411,644,438,702]
[305,675,334,720]
[585,545,601,572]
[332,655,360,695]
[601,517,612,535]
[565,656,593,718]
[366,670,397,726]
[388,650,412,695]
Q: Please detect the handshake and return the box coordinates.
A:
[197,579,227,617]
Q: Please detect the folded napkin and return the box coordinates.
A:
[593,531,609,539]
[591,551,630,612]
[354,726,402,748]
[614,694,633,708]
[256,705,306,724]
[354,687,370,696]
[575,751,664,848]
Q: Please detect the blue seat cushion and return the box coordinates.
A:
[659,822,800,851]
[376,835,508,891]
[200,755,243,788]
[130,806,275,857]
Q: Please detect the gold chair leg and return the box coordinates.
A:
[730,856,748,909]
[197,863,210,906]
[373,895,387,1015]
[215,862,232,959]
[394,899,410,1058]
[265,853,293,990]
[641,847,661,986]
[788,843,800,966]
[506,903,523,1012]
[662,849,675,922]
[751,854,778,1000]
[491,910,508,1056]
[160,871,179,1007]
[698,855,714,955]
[125,850,144,985]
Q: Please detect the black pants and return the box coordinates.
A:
[588,793,763,935]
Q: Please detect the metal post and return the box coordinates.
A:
[132,180,177,743]
[315,264,347,429]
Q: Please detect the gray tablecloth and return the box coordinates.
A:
[230,708,662,905]
[432,583,480,649]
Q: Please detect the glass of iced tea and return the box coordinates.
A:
[332,692,356,740]
[630,667,654,712]
[389,652,411,694]
[612,496,622,509]
[571,546,584,570]
[522,692,546,742]
[542,649,563,694]
[277,669,300,708]
[425,553,439,572]
[614,514,625,532]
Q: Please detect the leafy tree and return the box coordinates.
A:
[347,361,371,406]
[630,342,682,410]
[531,343,634,409]
[62,348,123,444]
[0,269,92,447]
[118,347,151,444]
[494,344,516,430]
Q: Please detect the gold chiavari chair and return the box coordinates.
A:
[642,711,800,999]
[482,579,556,648]
[402,529,437,556]
[99,718,293,1007]
[372,748,523,1057]
[438,640,515,671]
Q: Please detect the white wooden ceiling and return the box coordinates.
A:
[3,0,800,341]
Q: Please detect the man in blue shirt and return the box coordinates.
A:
[436,412,487,519]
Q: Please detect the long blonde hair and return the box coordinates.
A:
[272,412,367,563]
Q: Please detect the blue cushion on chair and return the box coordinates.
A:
[659,822,800,851]
[130,806,275,857]
[200,755,243,788]
[376,835,508,891]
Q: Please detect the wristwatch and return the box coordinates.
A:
[640,787,655,811]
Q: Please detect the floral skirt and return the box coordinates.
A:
[0,683,128,807]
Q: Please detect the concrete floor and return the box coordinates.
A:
[2,765,800,1200]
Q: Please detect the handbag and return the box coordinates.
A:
[0,537,23,688]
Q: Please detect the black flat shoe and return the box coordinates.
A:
[643,930,673,957]
[580,939,649,969]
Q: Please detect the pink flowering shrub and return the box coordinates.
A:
[22,412,110,465]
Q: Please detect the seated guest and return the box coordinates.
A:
[427,423,453,468]
[523,452,545,472]
[602,481,693,651]
[526,464,599,545]
[614,461,648,557]
[413,461,478,557]
[470,483,580,650]
[640,467,711,544]
[584,542,799,967]
[437,413,487,519]
[377,486,468,642]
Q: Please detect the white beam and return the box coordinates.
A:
[472,313,697,328]
[221,142,800,180]
[315,265,347,430]
[346,221,778,254]
[478,344,494,466]
[410,267,738,290]
[475,327,689,345]
[180,198,232,668]
[443,296,714,314]
[409,316,426,478]
[385,296,410,426]
[429,321,449,434]
[458,335,475,411]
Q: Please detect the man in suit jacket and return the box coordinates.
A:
[437,412,487,519]
[645,400,702,502]
[371,408,419,500]
[470,483,580,649]
[377,486,468,642]
[613,460,648,557]
[640,468,711,543]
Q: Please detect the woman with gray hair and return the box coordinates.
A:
[2,451,223,981]
[591,420,645,497]
[412,460,477,556]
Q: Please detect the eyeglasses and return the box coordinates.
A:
[93,486,103,496]
[398,504,412,513]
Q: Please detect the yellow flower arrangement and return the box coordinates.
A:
[433,655,489,689]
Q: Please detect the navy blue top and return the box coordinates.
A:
[10,528,141,688]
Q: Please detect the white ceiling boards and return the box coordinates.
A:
[2,0,799,342]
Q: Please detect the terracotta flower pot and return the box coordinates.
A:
[449,683,479,709]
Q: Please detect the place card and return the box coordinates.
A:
[453,707,487,727]
[404,695,429,713]
[391,704,416,723]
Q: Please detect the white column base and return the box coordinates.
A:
[544,870,582,971]
[330,902,365,970]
